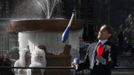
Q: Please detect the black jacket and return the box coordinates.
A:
[77,41,118,71]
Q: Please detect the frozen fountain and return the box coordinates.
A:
[7,0,83,75]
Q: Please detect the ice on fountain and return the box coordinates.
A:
[18,32,29,50]
[14,47,29,75]
[69,29,83,60]
[27,46,46,75]
[18,28,83,56]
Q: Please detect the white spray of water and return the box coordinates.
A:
[12,0,61,19]
[36,0,61,19]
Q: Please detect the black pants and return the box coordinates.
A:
[90,64,111,75]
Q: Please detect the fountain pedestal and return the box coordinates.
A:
[7,19,83,75]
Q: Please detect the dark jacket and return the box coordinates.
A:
[77,41,118,71]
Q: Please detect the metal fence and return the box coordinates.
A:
[0,66,134,75]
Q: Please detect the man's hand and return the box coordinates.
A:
[71,62,79,70]
[71,58,80,70]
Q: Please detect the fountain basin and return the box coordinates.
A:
[7,19,83,32]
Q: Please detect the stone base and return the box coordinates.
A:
[45,45,72,75]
